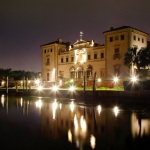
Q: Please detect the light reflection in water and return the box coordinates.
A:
[90,134,96,149]
[1,95,5,107]
[113,106,119,117]
[70,101,75,112]
[131,112,150,138]
[97,105,102,115]
[68,129,72,143]
[0,96,150,149]
[35,99,43,109]
[52,99,58,120]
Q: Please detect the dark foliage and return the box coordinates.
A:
[0,68,38,80]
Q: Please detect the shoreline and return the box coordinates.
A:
[0,88,150,106]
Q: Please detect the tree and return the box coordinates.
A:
[124,46,150,77]
[124,47,137,69]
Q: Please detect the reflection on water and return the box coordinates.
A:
[0,95,150,150]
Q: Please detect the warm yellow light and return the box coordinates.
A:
[97,105,102,115]
[35,79,40,85]
[80,115,87,132]
[37,85,43,91]
[90,135,96,149]
[131,76,138,82]
[69,85,76,92]
[97,78,101,82]
[35,100,43,109]
[68,130,72,143]
[52,85,58,92]
[70,101,75,112]
[113,77,119,83]
[113,106,119,117]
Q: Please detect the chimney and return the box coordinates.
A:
[58,38,62,44]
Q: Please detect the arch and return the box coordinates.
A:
[86,64,93,78]
[69,66,75,79]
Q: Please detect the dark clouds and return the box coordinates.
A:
[0,0,150,72]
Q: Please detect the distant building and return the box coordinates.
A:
[40,26,149,82]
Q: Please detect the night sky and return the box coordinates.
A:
[0,0,150,72]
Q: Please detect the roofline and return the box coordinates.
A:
[103,26,149,35]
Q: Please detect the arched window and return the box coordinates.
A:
[86,65,93,78]
[69,67,75,79]
[77,66,83,79]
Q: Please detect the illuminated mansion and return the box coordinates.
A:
[41,26,148,82]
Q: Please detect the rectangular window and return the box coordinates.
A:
[138,37,140,41]
[94,54,97,59]
[142,38,144,43]
[46,58,50,65]
[66,57,68,62]
[51,49,53,52]
[113,48,120,59]
[133,36,136,41]
[110,37,113,42]
[47,73,49,81]
[88,54,91,60]
[100,53,104,59]
[44,50,46,53]
[71,57,74,62]
[120,35,124,40]
[61,58,63,63]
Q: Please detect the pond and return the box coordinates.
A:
[0,95,150,150]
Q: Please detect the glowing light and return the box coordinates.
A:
[68,130,72,143]
[97,105,102,115]
[35,79,40,85]
[113,106,119,117]
[59,80,62,86]
[69,85,76,92]
[113,76,119,83]
[52,99,58,120]
[97,78,101,82]
[70,101,75,112]
[90,135,96,149]
[35,100,43,109]
[80,115,87,132]
[20,97,23,107]
[1,95,5,107]
[74,114,78,130]
[70,79,74,83]
[59,103,62,110]
[1,81,5,86]
[37,85,43,91]
[131,76,138,83]
[52,85,58,92]
[90,40,94,47]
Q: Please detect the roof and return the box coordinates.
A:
[73,40,87,45]
[103,26,149,35]
[40,39,70,47]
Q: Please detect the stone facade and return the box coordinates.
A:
[41,26,148,82]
